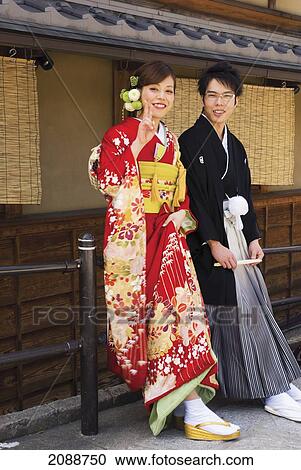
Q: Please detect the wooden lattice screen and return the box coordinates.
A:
[0,56,41,204]
[165,80,295,185]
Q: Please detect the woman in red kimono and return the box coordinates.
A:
[89,61,240,441]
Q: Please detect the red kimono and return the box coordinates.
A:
[89,117,218,406]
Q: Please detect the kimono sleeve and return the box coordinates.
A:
[177,190,198,235]
[171,132,198,235]
[179,136,219,244]
[88,126,136,198]
[241,148,261,245]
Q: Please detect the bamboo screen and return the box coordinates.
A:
[0,56,41,204]
[165,79,295,185]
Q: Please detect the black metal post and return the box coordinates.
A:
[79,233,98,436]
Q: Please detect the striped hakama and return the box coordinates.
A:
[206,210,301,399]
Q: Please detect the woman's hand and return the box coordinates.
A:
[208,240,237,269]
[131,101,156,158]
[163,210,186,231]
[248,239,264,265]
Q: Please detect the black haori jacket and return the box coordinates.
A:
[179,114,260,306]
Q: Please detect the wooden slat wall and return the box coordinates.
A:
[0,208,120,415]
[254,191,301,329]
[1,192,301,414]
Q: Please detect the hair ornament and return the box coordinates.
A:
[130,75,139,87]
[120,75,143,113]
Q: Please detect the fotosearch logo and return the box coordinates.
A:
[32,305,261,327]
[32,306,107,327]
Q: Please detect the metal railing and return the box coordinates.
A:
[0,232,98,436]
[264,246,301,255]
[1,241,301,435]
[263,245,301,348]
[263,246,301,309]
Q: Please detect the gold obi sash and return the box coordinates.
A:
[138,161,186,213]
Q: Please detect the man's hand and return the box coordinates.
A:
[248,239,264,265]
[208,240,237,269]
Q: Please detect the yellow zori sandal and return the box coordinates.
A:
[184,421,240,441]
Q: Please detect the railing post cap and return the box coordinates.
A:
[78,232,95,248]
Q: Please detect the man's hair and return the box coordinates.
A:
[198,61,243,97]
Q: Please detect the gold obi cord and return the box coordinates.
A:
[173,158,186,208]
[138,161,186,213]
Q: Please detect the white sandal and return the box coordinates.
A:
[264,403,301,422]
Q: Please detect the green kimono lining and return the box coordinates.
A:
[149,368,216,436]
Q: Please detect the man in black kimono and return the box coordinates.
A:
[179,62,301,422]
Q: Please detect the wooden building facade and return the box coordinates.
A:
[0,0,301,414]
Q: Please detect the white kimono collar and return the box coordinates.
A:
[201,113,229,179]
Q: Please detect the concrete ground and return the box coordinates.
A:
[2,384,301,451]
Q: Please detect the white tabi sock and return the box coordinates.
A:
[184,398,240,436]
[264,390,301,421]
[265,392,300,408]
[286,383,301,403]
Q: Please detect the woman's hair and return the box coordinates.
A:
[198,61,243,97]
[133,61,176,89]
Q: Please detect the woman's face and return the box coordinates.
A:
[141,75,175,119]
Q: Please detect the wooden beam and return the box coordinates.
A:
[268,0,277,9]
[0,28,301,83]
[4,205,23,219]
[155,0,301,33]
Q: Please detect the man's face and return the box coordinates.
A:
[202,78,237,127]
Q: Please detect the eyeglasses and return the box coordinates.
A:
[204,92,235,104]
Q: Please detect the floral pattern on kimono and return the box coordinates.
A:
[89,125,148,390]
[89,117,218,401]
